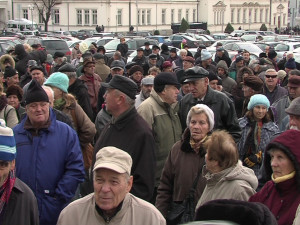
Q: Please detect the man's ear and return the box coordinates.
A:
[127,176,133,192]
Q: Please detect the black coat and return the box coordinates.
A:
[14,44,32,77]
[117,43,128,57]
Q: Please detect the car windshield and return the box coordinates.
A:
[43,40,68,50]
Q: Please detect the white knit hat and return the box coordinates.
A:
[0,119,16,161]
[186,104,215,131]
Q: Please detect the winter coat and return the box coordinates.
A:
[57,193,166,225]
[14,109,85,225]
[263,84,288,106]
[160,50,170,61]
[117,43,128,57]
[94,59,110,81]
[14,44,32,77]
[196,161,257,209]
[20,72,32,88]
[137,89,182,186]
[135,91,147,108]
[179,86,241,143]
[271,95,291,124]
[68,79,94,122]
[155,129,207,217]
[0,103,18,128]
[0,178,39,225]
[132,55,147,66]
[92,107,156,202]
[216,60,237,94]
[214,53,232,68]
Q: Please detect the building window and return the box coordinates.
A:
[186,9,189,22]
[142,10,145,25]
[193,9,196,22]
[54,9,59,24]
[39,12,43,24]
[214,11,216,25]
[23,9,28,19]
[249,9,252,23]
[231,9,234,23]
[283,14,286,25]
[254,9,258,22]
[171,9,174,23]
[260,9,263,22]
[237,9,241,23]
[162,9,166,24]
[92,10,97,25]
[117,9,122,25]
[243,9,247,23]
[7,11,11,20]
[84,10,89,25]
[138,9,140,25]
[77,10,82,25]
[178,9,182,22]
[147,9,151,25]
[274,16,276,25]
[265,9,269,23]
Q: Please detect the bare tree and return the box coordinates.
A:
[32,0,62,31]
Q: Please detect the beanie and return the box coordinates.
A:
[285,58,297,69]
[154,72,180,93]
[44,72,69,93]
[201,49,212,61]
[186,104,215,131]
[128,65,144,76]
[4,66,18,78]
[25,80,49,105]
[6,85,23,101]
[0,119,16,161]
[247,94,270,110]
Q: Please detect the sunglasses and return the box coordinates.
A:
[265,75,277,79]
[0,161,9,168]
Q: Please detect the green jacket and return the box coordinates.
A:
[138,89,182,186]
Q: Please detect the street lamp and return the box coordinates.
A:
[28,4,34,30]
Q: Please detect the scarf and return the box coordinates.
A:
[53,98,66,111]
[272,171,295,183]
[0,170,16,215]
[190,135,207,154]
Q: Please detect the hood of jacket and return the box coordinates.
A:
[0,54,15,71]
[216,60,229,75]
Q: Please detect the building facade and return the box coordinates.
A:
[1,0,289,33]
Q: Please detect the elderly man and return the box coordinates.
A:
[280,96,300,131]
[179,66,241,142]
[135,75,154,108]
[52,51,67,73]
[143,54,159,76]
[214,47,231,67]
[137,73,182,202]
[57,147,165,225]
[132,47,147,66]
[3,66,19,89]
[13,80,85,225]
[92,75,156,202]
[263,69,288,105]
[0,119,39,225]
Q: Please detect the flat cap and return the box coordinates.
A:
[285,97,300,116]
[53,51,65,59]
[183,66,209,82]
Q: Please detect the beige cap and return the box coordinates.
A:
[93,146,132,175]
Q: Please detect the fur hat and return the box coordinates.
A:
[0,54,15,72]
[243,75,264,92]
[6,85,23,101]
[128,65,144,76]
[285,96,300,116]
[44,72,69,93]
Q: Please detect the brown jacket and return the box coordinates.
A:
[155,129,207,217]
[94,59,110,81]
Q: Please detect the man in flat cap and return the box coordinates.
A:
[132,48,147,66]
[52,51,67,73]
[135,75,154,108]
[91,75,156,202]
[279,96,300,131]
[57,147,165,225]
[13,80,85,225]
[179,66,241,142]
[143,53,160,76]
[3,66,19,89]
[214,47,231,68]
[143,41,152,56]
[138,73,182,202]
[152,45,165,68]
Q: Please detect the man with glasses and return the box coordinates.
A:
[263,69,288,105]
[0,119,39,225]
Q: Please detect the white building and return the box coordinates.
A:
[0,0,289,33]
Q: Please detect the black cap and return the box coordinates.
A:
[144,41,150,45]
[208,71,219,81]
[170,48,177,53]
[183,66,209,82]
[149,54,157,59]
[58,63,76,73]
[30,65,45,73]
[125,61,137,70]
[102,75,138,99]
[198,44,206,49]
[110,60,125,69]
[152,45,160,50]
[235,56,244,63]
[53,51,65,59]
[137,48,143,51]
[4,66,18,78]
[154,72,180,91]
[25,80,49,105]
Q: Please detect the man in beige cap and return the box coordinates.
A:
[57,147,166,225]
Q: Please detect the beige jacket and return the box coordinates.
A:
[0,104,18,128]
[57,193,166,225]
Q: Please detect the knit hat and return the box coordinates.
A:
[277,70,287,80]
[25,80,49,105]
[162,61,173,69]
[208,71,219,81]
[6,85,23,101]
[46,54,53,64]
[268,50,277,60]
[30,65,45,73]
[4,66,18,78]
[186,104,215,131]
[201,49,212,61]
[0,119,16,161]
[243,75,264,92]
[128,65,144,76]
[154,72,180,93]
[79,42,89,54]
[285,58,297,69]
[285,96,300,116]
[53,51,65,59]
[44,72,69,93]
[247,94,270,110]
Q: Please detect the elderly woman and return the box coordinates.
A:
[156,104,214,220]
[238,94,279,177]
[249,130,300,225]
[195,130,258,209]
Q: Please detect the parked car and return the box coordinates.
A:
[212,33,229,40]
[223,41,263,58]
[52,30,72,37]
[20,30,40,37]
[254,42,280,51]
[0,37,23,45]
[292,47,300,63]
[77,30,96,40]
[0,31,25,40]
[84,37,115,47]
[230,30,245,37]
[166,34,206,48]
[241,34,263,42]
[69,31,78,37]
[25,37,72,61]
[0,41,11,56]
[275,42,300,59]
[206,39,241,54]
[146,35,169,44]
[92,32,115,38]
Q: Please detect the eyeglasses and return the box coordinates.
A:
[0,161,9,168]
[265,75,277,79]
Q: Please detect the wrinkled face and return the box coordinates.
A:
[242,52,250,62]
[31,69,44,85]
[84,63,95,76]
[288,86,300,100]
[26,102,50,127]
[161,85,179,105]
[289,115,300,130]
[94,168,132,215]
[0,160,15,187]
[242,85,254,98]
[6,74,19,86]
[131,71,143,82]
[217,67,225,76]
[270,149,295,179]
[187,78,208,99]
[209,80,218,90]
[137,51,143,57]
[181,83,190,95]
[183,61,193,70]
[265,72,278,89]
[7,95,20,108]
[104,88,119,116]
[149,58,157,66]
[141,84,153,98]
[253,105,267,121]
[189,113,210,142]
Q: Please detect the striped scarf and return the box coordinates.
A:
[0,170,16,215]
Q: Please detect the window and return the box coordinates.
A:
[84,10,89,25]
[178,9,182,22]
[217,11,220,25]
[117,9,122,25]
[193,9,196,22]
[186,9,189,22]
[138,9,140,25]
[142,10,145,25]
[162,9,166,24]
[23,9,28,19]
[39,12,43,24]
[54,9,59,24]
[265,9,269,23]
[254,9,257,22]
[7,11,10,20]
[231,8,234,23]
[171,9,174,23]
[147,9,151,25]
[92,10,97,25]
[249,9,252,23]
[214,12,216,25]
[260,9,263,22]
[243,9,247,23]
[237,9,241,23]
[77,10,82,25]
[283,14,286,25]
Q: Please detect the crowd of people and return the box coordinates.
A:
[0,37,299,225]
